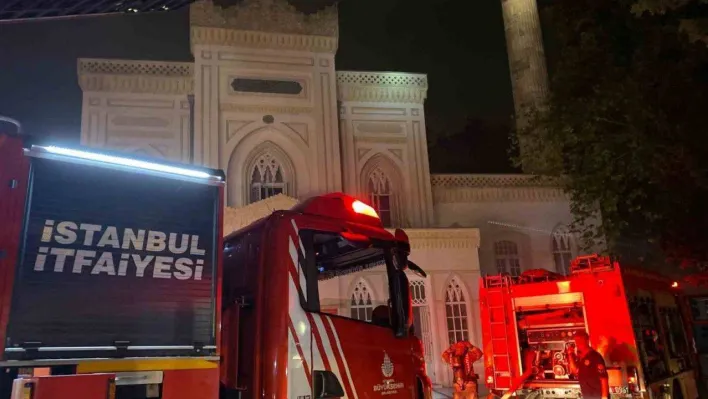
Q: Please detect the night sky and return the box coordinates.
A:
[0,0,516,173]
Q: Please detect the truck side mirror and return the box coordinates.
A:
[407,260,427,278]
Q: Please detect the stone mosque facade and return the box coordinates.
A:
[76,0,573,390]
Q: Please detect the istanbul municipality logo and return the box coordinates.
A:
[374,352,403,394]
[381,352,394,378]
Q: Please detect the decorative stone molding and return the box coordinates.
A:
[391,228,481,250]
[219,103,313,115]
[431,174,567,203]
[431,174,559,188]
[78,59,193,77]
[190,0,338,37]
[337,71,429,104]
[77,58,194,95]
[191,26,338,54]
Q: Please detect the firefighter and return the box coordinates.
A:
[566,331,610,399]
[442,341,483,399]
[500,342,537,399]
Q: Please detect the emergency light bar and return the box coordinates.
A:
[31,145,223,182]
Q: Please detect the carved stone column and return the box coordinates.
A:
[501,0,549,128]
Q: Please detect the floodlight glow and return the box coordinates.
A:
[42,146,220,180]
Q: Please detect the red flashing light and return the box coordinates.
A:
[352,200,379,219]
[672,281,679,288]
[292,193,383,227]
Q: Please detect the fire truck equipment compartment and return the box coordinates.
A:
[4,151,221,360]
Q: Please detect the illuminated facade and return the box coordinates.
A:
[76,0,575,390]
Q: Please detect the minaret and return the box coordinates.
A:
[500,0,549,129]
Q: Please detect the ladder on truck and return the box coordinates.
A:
[482,275,515,391]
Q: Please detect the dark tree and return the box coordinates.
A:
[515,0,708,279]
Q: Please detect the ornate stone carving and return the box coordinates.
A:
[431,174,559,188]
[338,72,428,87]
[430,174,567,203]
[219,103,313,115]
[78,58,193,77]
[387,228,481,250]
[388,149,403,161]
[226,120,253,142]
[357,148,371,160]
[191,26,337,53]
[282,122,309,143]
[337,71,428,104]
[77,58,194,95]
[190,0,338,37]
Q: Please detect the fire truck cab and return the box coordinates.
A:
[480,255,698,399]
[220,192,431,399]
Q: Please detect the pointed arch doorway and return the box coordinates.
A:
[410,277,435,379]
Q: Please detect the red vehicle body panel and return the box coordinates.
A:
[162,369,219,399]
[0,134,28,357]
[30,374,115,399]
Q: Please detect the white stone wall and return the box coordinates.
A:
[191,27,342,206]
[338,72,434,228]
[78,59,193,162]
[406,229,482,386]
[432,174,576,275]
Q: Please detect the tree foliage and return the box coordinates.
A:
[515,0,708,273]
[632,0,708,44]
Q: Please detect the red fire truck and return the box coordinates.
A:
[0,132,431,399]
[480,255,698,399]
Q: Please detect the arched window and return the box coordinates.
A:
[249,151,288,204]
[350,279,374,322]
[445,277,469,344]
[552,226,573,274]
[494,240,521,276]
[368,168,393,227]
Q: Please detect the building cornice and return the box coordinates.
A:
[220,103,313,115]
[336,71,429,104]
[190,0,338,38]
[432,174,559,188]
[190,26,338,54]
[77,58,194,95]
[431,174,568,203]
[390,228,481,250]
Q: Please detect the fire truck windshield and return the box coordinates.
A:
[307,231,395,326]
[312,232,385,280]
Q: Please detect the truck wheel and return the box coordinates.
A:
[672,381,684,399]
